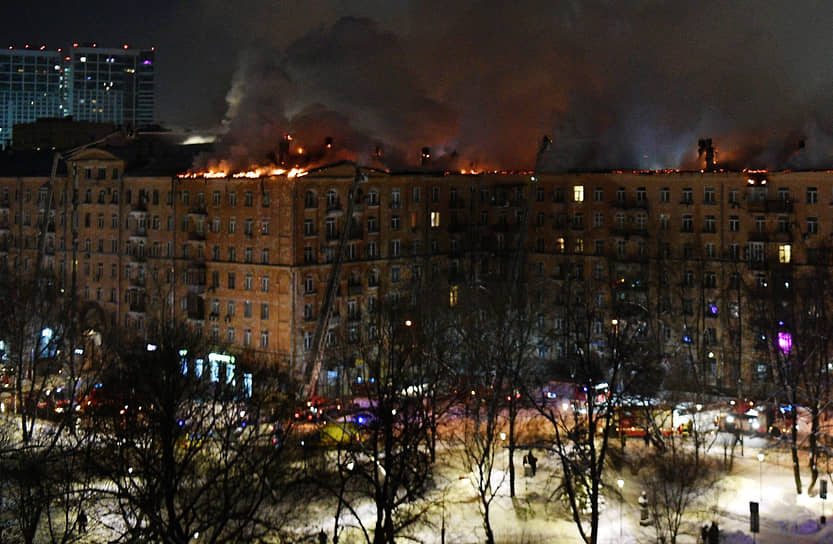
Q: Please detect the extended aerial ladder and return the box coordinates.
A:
[300,167,364,399]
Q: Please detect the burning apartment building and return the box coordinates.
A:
[0,132,831,398]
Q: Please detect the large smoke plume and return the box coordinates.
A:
[177,1,833,172]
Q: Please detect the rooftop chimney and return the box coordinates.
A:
[698,138,715,171]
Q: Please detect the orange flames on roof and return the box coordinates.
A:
[178,167,307,179]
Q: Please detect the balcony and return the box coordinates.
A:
[130,227,148,238]
[747,199,793,213]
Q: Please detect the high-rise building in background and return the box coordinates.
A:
[0,44,155,150]
[0,48,64,150]
[66,45,155,129]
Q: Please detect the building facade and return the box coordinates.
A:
[0,49,64,150]
[0,149,830,395]
[0,44,154,150]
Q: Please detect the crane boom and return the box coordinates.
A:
[301,167,364,399]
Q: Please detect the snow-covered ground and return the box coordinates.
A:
[73,426,833,543]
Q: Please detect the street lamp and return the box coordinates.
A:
[757,452,765,503]
[617,478,625,540]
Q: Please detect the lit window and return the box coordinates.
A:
[778,244,791,263]
[573,185,584,202]
[449,285,458,307]
[431,212,440,228]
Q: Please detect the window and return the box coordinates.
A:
[432,186,440,202]
[573,185,584,202]
[304,190,316,208]
[304,246,314,263]
[391,215,401,230]
[326,189,338,210]
[227,300,236,317]
[261,330,269,348]
[228,247,236,262]
[593,187,603,201]
[391,266,400,282]
[245,247,253,263]
[660,187,670,202]
[777,216,789,233]
[391,188,401,208]
[244,274,253,290]
[729,189,739,204]
[229,218,237,234]
[261,219,269,235]
[261,275,269,292]
[229,191,237,206]
[594,240,604,256]
[705,243,716,258]
[704,186,715,204]
[807,217,818,234]
[536,187,544,202]
[326,217,337,239]
[704,215,716,233]
[213,191,221,206]
[245,219,254,236]
[227,327,235,343]
[635,213,647,231]
[412,187,421,203]
[659,214,669,231]
[244,301,253,318]
[681,188,692,204]
[681,215,693,232]
[755,216,765,233]
[807,187,818,204]
[749,242,765,262]
[615,212,625,229]
[245,190,253,207]
[305,276,315,293]
[367,241,377,258]
[228,272,236,289]
[616,187,625,202]
[391,240,400,257]
[704,271,716,288]
[593,212,604,228]
[779,244,791,263]
[729,215,739,232]
[367,189,378,206]
[778,187,790,201]
[572,213,583,229]
[431,212,440,228]
[636,187,646,201]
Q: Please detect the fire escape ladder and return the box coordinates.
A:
[302,168,363,399]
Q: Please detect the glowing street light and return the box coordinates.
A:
[757,452,765,503]
[617,478,625,539]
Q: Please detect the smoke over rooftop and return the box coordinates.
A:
[185,1,833,172]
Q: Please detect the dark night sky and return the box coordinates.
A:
[3,1,832,171]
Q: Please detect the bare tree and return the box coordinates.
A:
[92,319,295,543]
[641,437,721,544]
